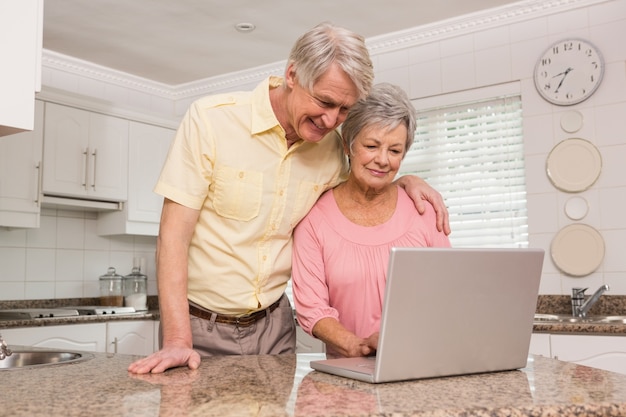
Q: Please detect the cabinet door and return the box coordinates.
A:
[0,100,43,228]
[550,334,626,375]
[0,0,43,136]
[529,333,551,357]
[127,122,172,223]
[43,103,129,201]
[106,321,155,355]
[153,321,160,353]
[1,323,107,352]
[296,326,325,354]
[88,112,129,201]
[97,122,172,235]
[43,103,90,198]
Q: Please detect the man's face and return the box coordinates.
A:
[285,63,360,143]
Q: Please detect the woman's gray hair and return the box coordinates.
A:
[286,22,374,100]
[341,83,417,156]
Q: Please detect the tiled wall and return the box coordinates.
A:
[1,0,625,300]
[0,208,157,300]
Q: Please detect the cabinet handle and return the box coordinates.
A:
[81,148,89,189]
[112,337,118,354]
[34,161,43,206]
[91,148,97,191]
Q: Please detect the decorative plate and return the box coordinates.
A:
[564,196,589,220]
[546,138,602,192]
[560,110,583,133]
[551,224,604,276]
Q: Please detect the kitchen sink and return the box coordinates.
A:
[0,350,94,370]
[534,313,626,324]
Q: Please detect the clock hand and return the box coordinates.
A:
[553,67,573,93]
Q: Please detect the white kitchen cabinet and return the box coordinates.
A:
[529,333,551,357]
[43,102,129,203]
[0,0,43,136]
[153,320,161,352]
[98,122,173,236]
[1,323,107,352]
[296,326,325,354]
[550,334,626,375]
[0,100,44,228]
[106,321,155,355]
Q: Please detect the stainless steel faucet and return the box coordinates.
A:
[571,285,610,317]
[0,333,12,360]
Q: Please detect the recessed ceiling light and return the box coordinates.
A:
[235,22,256,33]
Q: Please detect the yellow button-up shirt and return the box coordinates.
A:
[155,77,348,315]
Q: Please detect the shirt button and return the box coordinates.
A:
[238,172,244,178]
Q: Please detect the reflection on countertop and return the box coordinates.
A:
[3,349,626,416]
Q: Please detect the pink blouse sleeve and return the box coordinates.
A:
[291,214,340,336]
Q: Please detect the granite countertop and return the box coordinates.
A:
[0,297,160,328]
[533,294,626,335]
[3,350,626,417]
[0,310,160,329]
[6,295,626,335]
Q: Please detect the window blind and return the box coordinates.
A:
[400,95,528,248]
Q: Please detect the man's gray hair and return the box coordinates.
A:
[287,22,374,100]
[341,83,417,156]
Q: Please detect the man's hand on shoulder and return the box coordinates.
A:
[396,175,451,235]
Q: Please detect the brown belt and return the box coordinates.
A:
[189,297,282,327]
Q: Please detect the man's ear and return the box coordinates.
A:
[285,63,297,89]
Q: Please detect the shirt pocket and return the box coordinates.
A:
[213,166,263,221]
[289,180,324,229]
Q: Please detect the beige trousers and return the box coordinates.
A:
[180,294,296,356]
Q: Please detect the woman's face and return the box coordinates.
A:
[347,123,407,191]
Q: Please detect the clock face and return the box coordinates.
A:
[534,38,604,106]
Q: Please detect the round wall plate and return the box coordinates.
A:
[564,196,589,220]
[546,138,602,192]
[560,110,583,133]
[551,224,604,276]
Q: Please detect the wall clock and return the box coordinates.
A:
[533,38,604,106]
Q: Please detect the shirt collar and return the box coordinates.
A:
[250,76,284,136]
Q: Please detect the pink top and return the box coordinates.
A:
[292,187,451,356]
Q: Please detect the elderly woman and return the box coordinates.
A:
[292,83,451,358]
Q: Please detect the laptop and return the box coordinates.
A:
[310,247,545,383]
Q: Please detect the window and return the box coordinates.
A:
[399,94,528,248]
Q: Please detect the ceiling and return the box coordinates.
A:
[43,0,523,86]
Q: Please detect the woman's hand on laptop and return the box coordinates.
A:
[361,332,379,356]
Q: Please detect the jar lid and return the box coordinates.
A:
[124,266,147,280]
[100,267,123,280]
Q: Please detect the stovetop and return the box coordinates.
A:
[0,308,80,319]
[0,306,137,320]
[70,306,137,316]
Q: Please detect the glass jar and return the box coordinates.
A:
[99,267,124,306]
[123,266,148,311]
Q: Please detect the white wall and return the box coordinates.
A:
[1,0,625,300]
